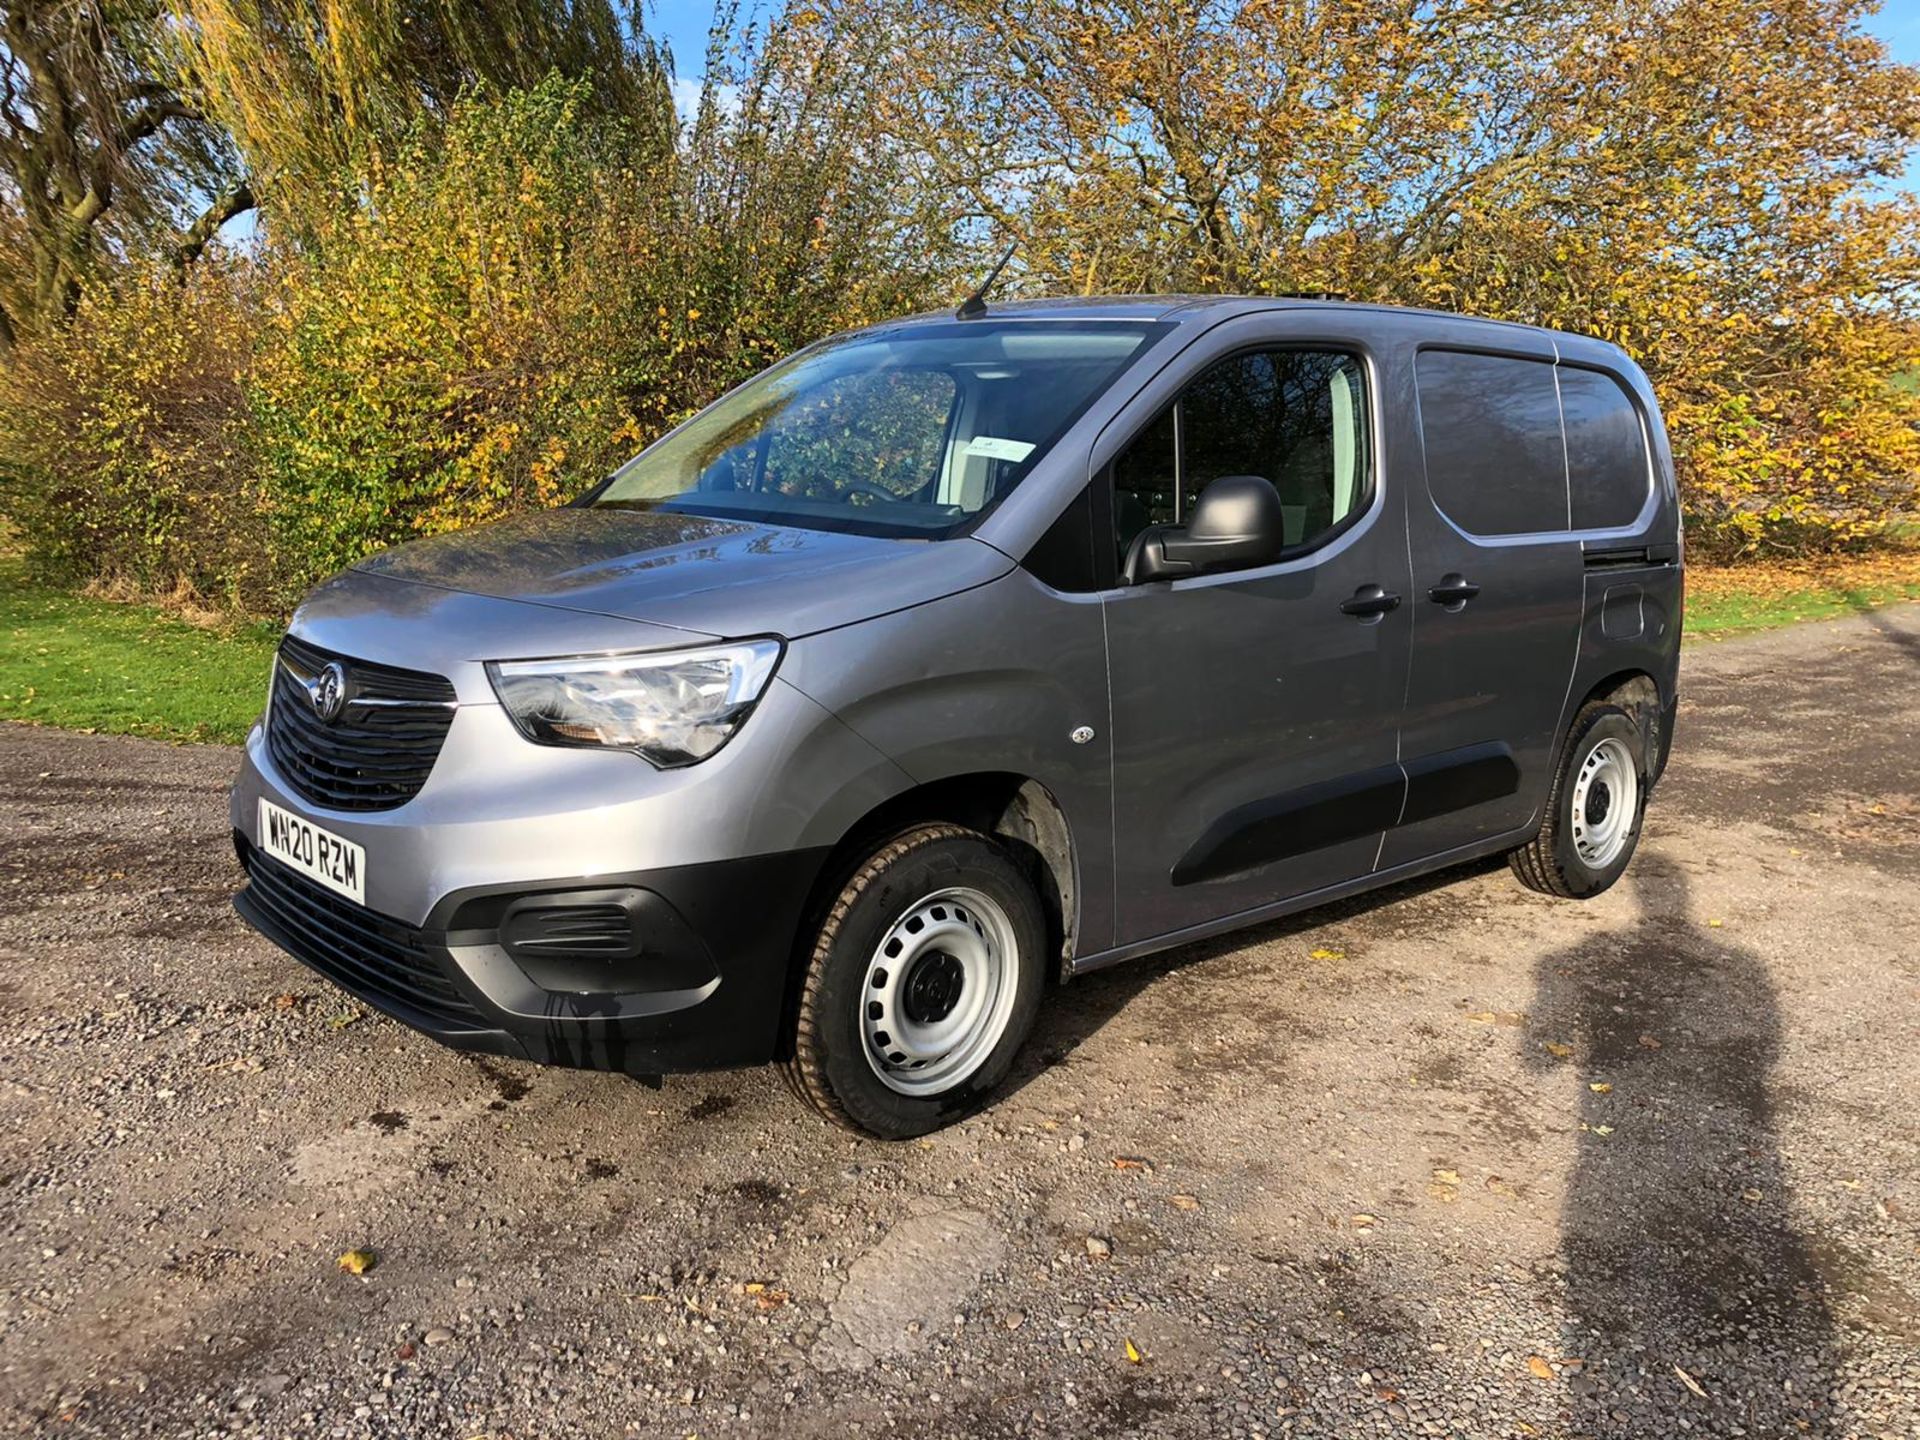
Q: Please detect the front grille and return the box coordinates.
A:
[267,634,456,812]
[239,842,483,1026]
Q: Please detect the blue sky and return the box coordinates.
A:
[1874,0,1920,190]
[644,2,723,68]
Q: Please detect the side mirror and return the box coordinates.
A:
[1126,475,1287,583]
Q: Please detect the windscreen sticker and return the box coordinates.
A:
[965,436,1037,463]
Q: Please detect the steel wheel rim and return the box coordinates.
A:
[860,886,1019,1097]
[1571,736,1638,869]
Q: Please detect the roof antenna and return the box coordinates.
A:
[956,241,1018,320]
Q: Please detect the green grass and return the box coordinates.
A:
[1685,567,1920,638]
[0,559,280,743]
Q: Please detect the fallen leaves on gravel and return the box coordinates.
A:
[1111,1155,1152,1171]
[1639,1033,1663,1049]
[1309,946,1345,961]
[1674,1363,1710,1399]
[1485,1175,1518,1198]
[1169,1193,1201,1210]
[1526,1355,1554,1380]
[327,1010,362,1029]
[1588,1081,1613,1094]
[1464,1010,1526,1026]
[337,1249,376,1276]
[1543,1041,1574,1059]
[1123,1337,1146,1365]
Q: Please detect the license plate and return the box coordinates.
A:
[257,798,366,905]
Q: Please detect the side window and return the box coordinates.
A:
[1416,350,1567,536]
[1559,366,1651,531]
[1111,349,1368,572]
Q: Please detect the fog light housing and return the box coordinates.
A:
[501,898,641,963]
[490,889,713,995]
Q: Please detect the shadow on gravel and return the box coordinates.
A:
[1849,594,1920,668]
[1528,863,1840,1436]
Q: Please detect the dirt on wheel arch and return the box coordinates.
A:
[1,603,1918,1438]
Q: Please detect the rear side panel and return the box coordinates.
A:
[1555,333,1685,759]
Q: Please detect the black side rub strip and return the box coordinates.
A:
[1399,741,1520,827]
[1171,742,1520,886]
[1171,764,1405,887]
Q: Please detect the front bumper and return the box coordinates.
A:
[225,625,914,1071]
[233,831,827,1072]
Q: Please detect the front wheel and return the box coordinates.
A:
[1509,701,1650,899]
[783,824,1046,1138]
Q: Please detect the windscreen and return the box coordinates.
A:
[591,321,1165,538]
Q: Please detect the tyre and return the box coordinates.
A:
[1509,701,1649,899]
[783,823,1047,1138]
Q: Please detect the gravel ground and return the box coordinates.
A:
[2,606,1918,1440]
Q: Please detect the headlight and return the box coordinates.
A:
[486,640,782,768]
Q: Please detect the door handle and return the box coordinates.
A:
[1340,583,1402,619]
[1428,573,1481,607]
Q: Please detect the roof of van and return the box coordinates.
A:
[881,293,1622,354]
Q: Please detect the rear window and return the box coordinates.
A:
[1415,350,1567,536]
[1559,366,1651,530]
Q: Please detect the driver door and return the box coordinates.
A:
[1103,342,1412,946]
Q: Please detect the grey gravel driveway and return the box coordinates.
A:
[2,605,1918,1439]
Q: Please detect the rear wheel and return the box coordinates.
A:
[784,824,1046,1138]
[1509,701,1649,899]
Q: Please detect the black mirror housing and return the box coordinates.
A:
[1127,475,1287,583]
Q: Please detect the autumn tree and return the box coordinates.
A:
[854,0,1920,553]
[0,1,240,348]
[167,0,672,230]
[0,0,666,348]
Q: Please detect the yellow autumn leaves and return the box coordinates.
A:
[6,0,1918,615]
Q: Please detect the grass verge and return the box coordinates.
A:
[0,557,279,744]
[1686,553,1920,637]
[1,550,1917,745]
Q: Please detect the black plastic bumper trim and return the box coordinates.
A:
[233,835,831,1074]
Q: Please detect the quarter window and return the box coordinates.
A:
[1559,366,1651,530]
[1415,350,1568,537]
[1112,349,1368,572]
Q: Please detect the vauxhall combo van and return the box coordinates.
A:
[231,296,1682,1138]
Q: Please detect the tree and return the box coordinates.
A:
[844,0,1920,552]
[167,0,675,231]
[0,0,670,349]
[0,0,240,348]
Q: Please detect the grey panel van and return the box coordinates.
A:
[230,296,1683,1138]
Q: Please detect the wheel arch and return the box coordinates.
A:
[1570,667,1668,780]
[773,772,1081,1061]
